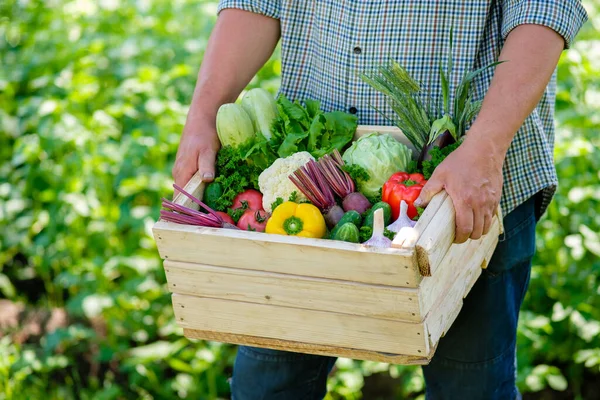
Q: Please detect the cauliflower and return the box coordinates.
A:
[258,151,315,212]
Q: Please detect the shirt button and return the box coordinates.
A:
[353,46,362,55]
[349,107,358,114]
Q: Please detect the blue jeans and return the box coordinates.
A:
[230,194,538,400]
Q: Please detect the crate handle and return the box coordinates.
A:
[392,191,504,276]
[173,170,206,210]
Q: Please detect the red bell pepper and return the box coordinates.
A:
[382,172,427,220]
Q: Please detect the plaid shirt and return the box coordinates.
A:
[217,0,587,216]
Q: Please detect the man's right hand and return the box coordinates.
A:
[172,120,221,189]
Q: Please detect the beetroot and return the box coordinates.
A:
[289,160,343,229]
[342,192,371,214]
[318,150,371,214]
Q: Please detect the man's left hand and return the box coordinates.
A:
[414,136,505,243]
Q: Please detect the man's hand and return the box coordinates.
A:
[415,137,504,243]
[173,119,221,188]
[415,24,565,243]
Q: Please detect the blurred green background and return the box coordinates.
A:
[1,1,599,399]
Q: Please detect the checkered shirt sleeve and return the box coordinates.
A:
[217,0,280,20]
[502,0,588,49]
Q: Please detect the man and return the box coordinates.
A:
[173,1,587,398]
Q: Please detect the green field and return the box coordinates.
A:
[1,1,599,398]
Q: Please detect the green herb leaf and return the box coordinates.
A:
[270,95,358,159]
[342,164,370,184]
[228,207,247,224]
[305,99,321,119]
[271,198,284,211]
[307,113,326,153]
[421,142,461,180]
[213,146,262,211]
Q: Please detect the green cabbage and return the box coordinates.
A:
[342,133,412,198]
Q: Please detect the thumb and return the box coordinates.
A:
[197,147,217,182]
[414,176,444,208]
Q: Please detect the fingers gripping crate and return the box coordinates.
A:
[152,126,503,365]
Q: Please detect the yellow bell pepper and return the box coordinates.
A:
[265,202,326,238]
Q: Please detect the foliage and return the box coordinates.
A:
[0,0,599,399]
[212,145,262,211]
[246,95,358,166]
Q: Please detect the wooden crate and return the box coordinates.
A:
[152,126,503,365]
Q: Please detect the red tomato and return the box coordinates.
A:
[216,211,235,225]
[232,189,263,211]
[237,209,269,232]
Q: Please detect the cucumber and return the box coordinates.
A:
[204,182,223,210]
[333,223,360,243]
[363,201,392,228]
[330,210,362,238]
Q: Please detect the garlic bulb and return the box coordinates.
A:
[387,200,417,233]
[363,208,392,248]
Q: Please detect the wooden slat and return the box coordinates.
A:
[391,191,449,252]
[413,194,456,276]
[154,221,420,287]
[165,260,421,322]
[424,218,500,347]
[399,195,503,278]
[172,294,429,357]
[183,328,434,365]
[172,171,205,210]
[417,237,482,318]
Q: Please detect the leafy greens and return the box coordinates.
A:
[245,95,358,168]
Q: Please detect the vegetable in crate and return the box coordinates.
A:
[232,189,263,211]
[216,211,235,225]
[421,141,461,180]
[382,172,427,220]
[362,208,392,248]
[203,182,223,210]
[387,200,417,234]
[160,184,238,229]
[342,133,412,198]
[211,146,262,211]
[216,103,255,148]
[333,222,360,243]
[241,88,278,141]
[318,150,371,214]
[290,159,344,228]
[258,151,314,213]
[329,210,362,239]
[245,95,358,166]
[270,191,304,213]
[359,226,396,243]
[363,201,392,228]
[265,202,326,238]
[237,209,269,232]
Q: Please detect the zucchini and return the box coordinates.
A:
[330,210,362,238]
[333,223,360,243]
[363,201,392,228]
[204,182,223,210]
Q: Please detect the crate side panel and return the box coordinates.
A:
[424,219,500,347]
[417,236,483,317]
[154,221,420,287]
[165,260,422,322]
[183,328,433,365]
[172,294,428,357]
